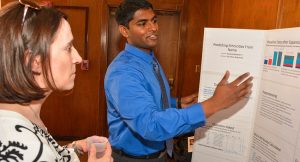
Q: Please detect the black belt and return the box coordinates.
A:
[112,148,166,159]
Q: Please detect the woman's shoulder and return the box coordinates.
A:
[0,110,79,162]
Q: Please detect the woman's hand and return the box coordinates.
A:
[88,141,113,162]
[74,138,88,153]
[69,136,113,162]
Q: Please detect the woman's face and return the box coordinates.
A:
[48,19,82,90]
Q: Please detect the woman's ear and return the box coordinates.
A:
[31,55,42,75]
[119,25,129,38]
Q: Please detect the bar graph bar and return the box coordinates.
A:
[268,59,272,65]
[296,53,300,69]
[283,55,294,68]
[277,52,282,66]
[272,52,278,65]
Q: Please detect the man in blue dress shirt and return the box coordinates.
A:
[104,0,253,161]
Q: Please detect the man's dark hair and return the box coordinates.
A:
[115,0,153,28]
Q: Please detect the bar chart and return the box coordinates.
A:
[264,51,300,69]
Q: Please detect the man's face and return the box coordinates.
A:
[122,8,158,53]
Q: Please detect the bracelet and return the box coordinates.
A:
[177,97,182,108]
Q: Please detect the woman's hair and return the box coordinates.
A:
[115,0,153,28]
[0,2,66,103]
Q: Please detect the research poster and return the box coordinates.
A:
[192,28,300,162]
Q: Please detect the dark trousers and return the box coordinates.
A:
[173,135,192,162]
[112,151,167,162]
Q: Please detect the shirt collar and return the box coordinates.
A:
[125,43,154,64]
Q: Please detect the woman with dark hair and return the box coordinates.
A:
[0,1,113,162]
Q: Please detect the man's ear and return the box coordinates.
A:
[119,25,129,38]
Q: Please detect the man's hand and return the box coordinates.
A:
[180,93,198,108]
[202,71,253,117]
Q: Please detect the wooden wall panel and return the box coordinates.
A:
[155,11,180,95]
[107,9,126,64]
[207,0,224,27]
[152,0,184,11]
[105,0,184,11]
[221,0,279,29]
[180,0,208,96]
[278,0,300,28]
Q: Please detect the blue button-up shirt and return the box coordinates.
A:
[104,43,206,156]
